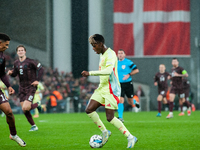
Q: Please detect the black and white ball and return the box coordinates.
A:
[89,135,103,148]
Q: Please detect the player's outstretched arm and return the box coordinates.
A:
[89,65,114,76]
[81,71,89,77]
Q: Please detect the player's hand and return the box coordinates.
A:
[123,74,130,80]
[81,71,89,77]
[7,70,13,75]
[173,72,179,77]
[31,81,39,87]
[8,87,15,95]
[154,82,157,86]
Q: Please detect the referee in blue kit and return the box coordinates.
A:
[117,49,140,122]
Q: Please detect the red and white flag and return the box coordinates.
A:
[113,0,190,57]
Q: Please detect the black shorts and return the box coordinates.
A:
[120,81,134,98]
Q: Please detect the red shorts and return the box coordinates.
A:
[170,86,184,98]
[158,89,167,97]
[18,86,36,102]
[0,90,8,105]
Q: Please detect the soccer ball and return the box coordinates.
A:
[89,134,103,148]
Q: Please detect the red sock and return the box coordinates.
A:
[24,111,35,126]
[180,104,183,112]
[158,101,161,113]
[169,102,174,112]
[184,101,191,109]
[31,103,38,110]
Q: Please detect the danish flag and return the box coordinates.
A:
[114,0,190,56]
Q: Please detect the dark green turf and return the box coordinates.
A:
[1,111,200,150]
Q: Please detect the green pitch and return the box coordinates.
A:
[1,111,200,150]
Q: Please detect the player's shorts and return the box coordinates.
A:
[158,89,167,97]
[18,86,37,102]
[0,90,8,105]
[120,81,134,98]
[170,86,185,98]
[90,89,119,110]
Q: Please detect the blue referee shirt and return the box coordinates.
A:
[118,58,137,83]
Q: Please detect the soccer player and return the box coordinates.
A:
[178,78,191,116]
[8,45,44,131]
[166,58,188,119]
[0,33,26,146]
[81,34,138,148]
[154,64,170,117]
[117,49,139,122]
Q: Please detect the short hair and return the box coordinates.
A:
[89,34,104,44]
[172,57,177,60]
[118,49,125,53]
[0,33,10,41]
[16,44,26,52]
[160,64,165,67]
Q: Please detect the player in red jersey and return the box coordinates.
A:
[0,33,26,146]
[154,64,170,117]
[166,58,188,119]
[8,45,44,131]
[178,78,191,116]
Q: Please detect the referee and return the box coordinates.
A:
[117,49,139,122]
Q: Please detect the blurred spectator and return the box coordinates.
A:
[136,85,145,98]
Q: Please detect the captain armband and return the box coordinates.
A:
[182,70,187,75]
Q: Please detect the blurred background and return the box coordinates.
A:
[0,0,199,113]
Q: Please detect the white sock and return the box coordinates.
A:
[127,134,134,140]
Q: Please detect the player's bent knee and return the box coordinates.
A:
[106,116,114,122]
[85,108,92,114]
[22,106,30,112]
[5,109,13,116]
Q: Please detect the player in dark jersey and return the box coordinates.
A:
[166,58,188,119]
[154,64,170,117]
[0,33,26,146]
[8,45,44,131]
[117,49,139,123]
[178,78,191,116]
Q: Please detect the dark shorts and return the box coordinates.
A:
[158,89,167,97]
[0,90,9,105]
[120,81,134,98]
[18,86,36,102]
[170,86,185,98]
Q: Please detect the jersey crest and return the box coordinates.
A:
[122,65,126,69]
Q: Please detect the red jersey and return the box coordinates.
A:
[11,57,44,89]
